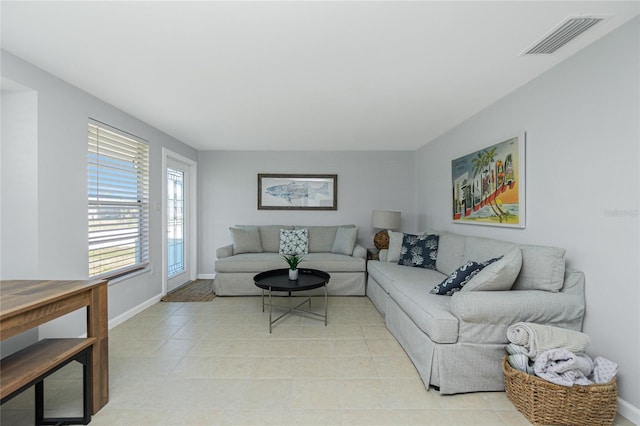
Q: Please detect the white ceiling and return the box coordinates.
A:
[1,1,638,151]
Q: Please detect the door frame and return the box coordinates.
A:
[162,148,198,295]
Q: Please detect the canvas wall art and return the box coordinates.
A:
[258,174,337,210]
[451,133,525,227]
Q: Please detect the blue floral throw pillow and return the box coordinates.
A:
[398,234,439,269]
[430,261,485,295]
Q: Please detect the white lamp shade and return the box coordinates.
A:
[371,210,401,230]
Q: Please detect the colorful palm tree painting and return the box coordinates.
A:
[451,134,525,228]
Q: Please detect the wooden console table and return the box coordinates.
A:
[0,279,109,414]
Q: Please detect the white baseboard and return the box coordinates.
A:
[618,397,640,425]
[198,273,216,280]
[108,294,163,330]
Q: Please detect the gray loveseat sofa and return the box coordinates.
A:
[367,229,586,394]
[214,225,367,296]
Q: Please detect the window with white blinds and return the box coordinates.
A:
[88,121,150,279]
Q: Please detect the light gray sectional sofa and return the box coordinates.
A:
[214,225,367,296]
[367,229,586,394]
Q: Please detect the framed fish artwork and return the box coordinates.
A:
[258,174,338,210]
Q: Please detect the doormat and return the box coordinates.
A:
[161,280,216,302]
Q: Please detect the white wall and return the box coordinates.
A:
[198,150,416,275]
[416,18,640,414]
[0,51,198,340]
[0,80,40,356]
[1,82,38,277]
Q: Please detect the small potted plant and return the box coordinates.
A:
[282,254,304,280]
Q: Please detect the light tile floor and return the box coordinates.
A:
[1,296,635,426]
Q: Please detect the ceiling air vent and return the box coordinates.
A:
[522,16,605,55]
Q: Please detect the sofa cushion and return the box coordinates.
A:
[388,281,459,343]
[386,230,404,263]
[304,253,366,272]
[512,245,566,292]
[255,225,293,252]
[229,226,263,254]
[462,247,522,292]
[215,252,365,273]
[367,261,446,293]
[430,261,485,295]
[298,225,338,253]
[463,236,519,264]
[423,227,439,236]
[331,226,358,255]
[398,234,438,269]
[279,228,309,255]
[436,232,466,276]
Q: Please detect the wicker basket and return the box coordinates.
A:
[502,356,617,426]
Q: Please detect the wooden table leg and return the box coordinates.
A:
[87,283,109,413]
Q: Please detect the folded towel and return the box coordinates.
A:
[533,349,594,387]
[508,353,535,375]
[506,322,590,359]
[505,343,528,356]
[592,356,618,384]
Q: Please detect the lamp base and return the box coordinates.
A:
[374,230,390,250]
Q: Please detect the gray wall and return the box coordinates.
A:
[198,150,416,275]
[416,19,639,410]
[0,51,198,342]
[0,81,40,356]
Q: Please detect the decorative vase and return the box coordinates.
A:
[289,269,298,280]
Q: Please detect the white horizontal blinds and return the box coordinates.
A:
[88,121,150,278]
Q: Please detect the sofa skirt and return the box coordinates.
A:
[213,271,366,296]
[385,294,506,394]
[366,274,389,318]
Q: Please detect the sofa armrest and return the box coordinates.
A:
[352,244,367,259]
[378,249,388,262]
[216,244,234,259]
[450,290,585,326]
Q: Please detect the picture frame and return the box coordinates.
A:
[258,174,338,210]
[451,133,526,228]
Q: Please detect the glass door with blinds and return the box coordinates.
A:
[166,158,191,291]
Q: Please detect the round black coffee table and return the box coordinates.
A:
[253,268,330,333]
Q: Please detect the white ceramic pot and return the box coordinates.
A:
[289,269,298,280]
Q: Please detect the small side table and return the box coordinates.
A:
[366,248,379,261]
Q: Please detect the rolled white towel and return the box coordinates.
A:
[506,322,590,359]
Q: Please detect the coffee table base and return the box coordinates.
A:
[261,286,328,333]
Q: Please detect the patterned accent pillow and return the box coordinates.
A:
[279,228,309,255]
[430,257,502,295]
[430,261,485,295]
[397,234,439,269]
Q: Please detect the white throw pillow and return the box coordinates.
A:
[462,247,523,291]
[229,226,263,254]
[386,230,404,263]
[279,228,309,255]
[512,245,566,292]
[331,227,358,255]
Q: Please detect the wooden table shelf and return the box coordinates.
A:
[0,280,109,414]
